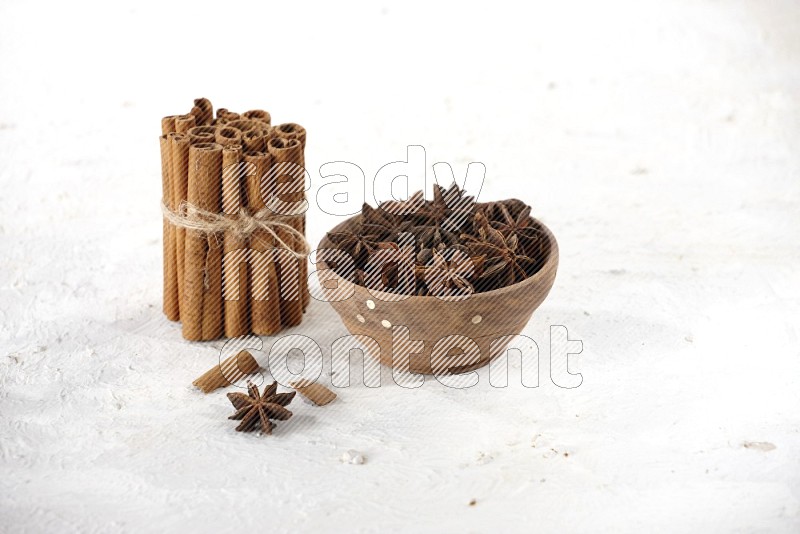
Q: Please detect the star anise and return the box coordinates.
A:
[412,184,476,249]
[327,226,383,266]
[489,203,542,253]
[361,203,414,241]
[416,241,446,266]
[463,213,537,290]
[479,198,528,223]
[325,184,544,295]
[419,184,452,222]
[227,381,295,434]
[417,243,484,272]
[415,248,478,299]
[411,223,461,250]
[379,190,426,218]
[418,183,476,231]
[362,241,417,294]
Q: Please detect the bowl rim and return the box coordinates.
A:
[316,214,559,301]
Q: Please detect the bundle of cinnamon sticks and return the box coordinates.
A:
[160,98,309,340]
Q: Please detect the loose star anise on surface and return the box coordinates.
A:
[227,381,295,435]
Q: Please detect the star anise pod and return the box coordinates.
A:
[361,203,413,241]
[411,223,461,251]
[416,243,484,273]
[418,183,476,232]
[327,226,383,266]
[415,247,478,299]
[416,241,446,266]
[328,185,542,294]
[489,203,542,252]
[362,241,417,294]
[479,198,528,223]
[419,183,452,223]
[227,381,295,435]
[463,213,537,290]
[378,190,426,218]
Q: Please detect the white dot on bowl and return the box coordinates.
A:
[366,300,375,310]
[381,319,392,328]
[472,315,482,324]
[356,314,365,323]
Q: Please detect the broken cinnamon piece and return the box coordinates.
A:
[192,350,260,393]
[290,379,337,406]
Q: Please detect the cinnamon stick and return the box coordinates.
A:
[244,151,271,214]
[244,151,282,335]
[202,236,224,341]
[222,145,250,338]
[274,122,306,149]
[241,130,266,153]
[215,126,243,147]
[250,231,282,335]
[160,135,179,321]
[175,115,195,133]
[201,141,225,341]
[216,108,240,121]
[188,126,216,145]
[193,350,260,393]
[227,119,262,133]
[275,129,309,307]
[242,109,271,125]
[183,142,223,341]
[266,137,305,326]
[269,128,307,226]
[161,116,178,135]
[175,114,196,134]
[192,98,214,126]
[266,137,305,215]
[290,379,337,406]
[169,132,191,316]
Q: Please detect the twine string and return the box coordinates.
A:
[161,200,310,259]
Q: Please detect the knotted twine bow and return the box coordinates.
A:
[161,200,310,258]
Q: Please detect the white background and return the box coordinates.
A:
[1,0,799,532]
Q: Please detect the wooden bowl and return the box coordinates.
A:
[317,217,559,375]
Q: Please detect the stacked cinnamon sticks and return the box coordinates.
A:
[160,98,309,340]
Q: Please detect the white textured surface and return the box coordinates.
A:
[1,1,799,532]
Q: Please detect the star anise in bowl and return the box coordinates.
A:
[415,247,480,300]
[326,227,383,267]
[361,203,414,241]
[323,183,549,295]
[463,213,538,291]
[423,184,475,224]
